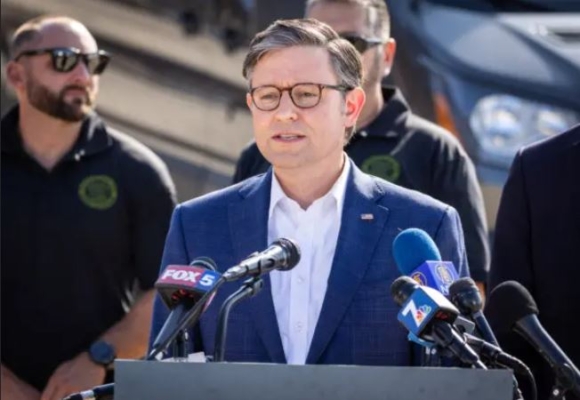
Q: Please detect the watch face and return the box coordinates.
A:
[90,341,116,365]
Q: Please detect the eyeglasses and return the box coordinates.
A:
[14,47,111,75]
[250,82,352,111]
[340,34,384,53]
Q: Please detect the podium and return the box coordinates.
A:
[115,360,514,400]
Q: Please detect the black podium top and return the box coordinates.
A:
[115,360,513,400]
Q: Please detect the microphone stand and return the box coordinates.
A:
[173,329,189,360]
[213,276,264,362]
[147,276,226,360]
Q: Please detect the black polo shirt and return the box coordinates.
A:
[1,106,176,390]
[232,87,489,282]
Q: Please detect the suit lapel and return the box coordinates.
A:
[229,171,286,363]
[306,164,390,364]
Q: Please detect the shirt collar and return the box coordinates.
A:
[269,154,351,220]
[354,85,411,140]
[1,105,113,158]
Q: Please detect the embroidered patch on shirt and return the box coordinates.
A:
[78,175,118,210]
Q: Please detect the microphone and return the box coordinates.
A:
[150,257,222,355]
[450,277,530,400]
[391,276,486,369]
[63,383,114,400]
[449,277,499,345]
[392,228,459,296]
[222,238,300,282]
[486,281,580,397]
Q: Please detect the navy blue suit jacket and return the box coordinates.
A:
[150,160,469,365]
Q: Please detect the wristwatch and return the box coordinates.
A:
[88,340,116,368]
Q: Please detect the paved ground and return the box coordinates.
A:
[2,0,256,201]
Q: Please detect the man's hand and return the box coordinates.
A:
[40,352,106,400]
[1,364,41,400]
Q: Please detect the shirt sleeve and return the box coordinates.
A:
[126,153,177,291]
[431,140,489,283]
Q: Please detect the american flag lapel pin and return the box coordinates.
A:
[360,213,374,221]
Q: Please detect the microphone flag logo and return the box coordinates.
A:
[411,271,428,286]
[415,305,432,325]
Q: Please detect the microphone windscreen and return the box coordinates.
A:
[393,228,442,275]
[485,280,539,335]
[390,276,419,306]
[449,277,478,297]
[274,238,301,271]
[448,277,482,314]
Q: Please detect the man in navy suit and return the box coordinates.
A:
[489,124,580,400]
[149,18,470,365]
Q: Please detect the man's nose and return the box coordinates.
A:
[69,59,92,84]
[274,91,298,121]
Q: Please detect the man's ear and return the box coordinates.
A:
[382,38,397,75]
[344,87,366,127]
[246,92,253,110]
[6,61,25,91]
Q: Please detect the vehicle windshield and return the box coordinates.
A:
[423,0,580,12]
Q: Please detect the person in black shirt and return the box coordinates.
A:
[1,15,176,400]
[233,0,489,290]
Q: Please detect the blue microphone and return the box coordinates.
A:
[392,230,473,366]
[393,228,459,296]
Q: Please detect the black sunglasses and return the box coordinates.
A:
[14,47,111,75]
[340,35,384,53]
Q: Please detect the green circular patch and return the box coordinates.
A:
[78,175,118,210]
[361,155,401,182]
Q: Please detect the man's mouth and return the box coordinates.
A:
[64,87,89,97]
[273,133,305,141]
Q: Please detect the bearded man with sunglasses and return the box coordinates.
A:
[233,0,490,297]
[149,17,469,367]
[1,15,176,400]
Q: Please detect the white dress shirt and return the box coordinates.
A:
[268,158,350,364]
